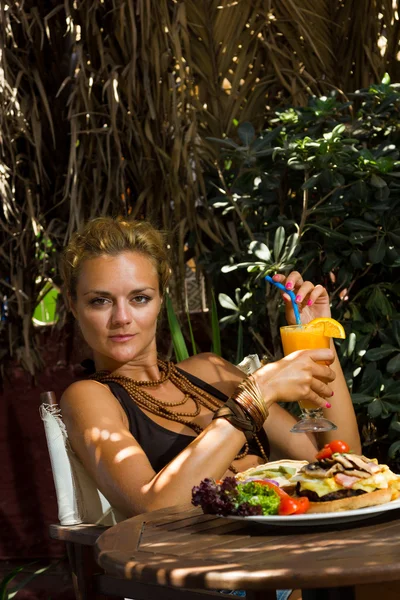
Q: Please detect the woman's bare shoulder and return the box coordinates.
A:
[60,379,126,425]
[61,378,112,404]
[177,353,245,396]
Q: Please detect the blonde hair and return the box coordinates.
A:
[61,216,170,299]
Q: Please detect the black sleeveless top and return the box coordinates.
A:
[106,367,270,472]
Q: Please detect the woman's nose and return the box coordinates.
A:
[111,302,132,326]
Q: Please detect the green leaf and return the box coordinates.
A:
[332,123,346,136]
[344,219,377,232]
[221,264,239,273]
[249,241,271,262]
[382,72,391,85]
[387,353,400,374]
[382,378,400,398]
[368,239,386,263]
[7,565,53,600]
[219,314,239,325]
[206,137,239,149]
[388,440,400,459]
[361,364,382,394]
[368,399,383,418]
[352,179,368,200]
[186,308,197,356]
[237,121,255,145]
[218,293,239,311]
[370,174,387,188]
[165,294,189,362]
[392,321,400,347]
[273,227,285,261]
[350,250,365,269]
[350,232,376,244]
[365,344,397,361]
[366,287,393,317]
[344,332,357,357]
[390,420,400,433]
[301,173,321,190]
[281,232,299,261]
[0,566,24,600]
[211,290,221,356]
[351,393,374,404]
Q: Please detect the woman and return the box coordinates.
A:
[60,216,360,521]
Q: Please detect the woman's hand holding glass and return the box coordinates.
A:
[252,348,336,415]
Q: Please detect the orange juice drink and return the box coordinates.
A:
[280,324,330,410]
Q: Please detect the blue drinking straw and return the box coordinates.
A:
[265,275,302,325]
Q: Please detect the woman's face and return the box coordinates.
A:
[72,251,162,369]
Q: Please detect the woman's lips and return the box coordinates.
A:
[109,334,135,342]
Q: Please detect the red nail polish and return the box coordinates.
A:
[325,402,332,409]
[296,295,302,302]
[307,299,313,306]
[286,282,293,289]
[331,391,334,397]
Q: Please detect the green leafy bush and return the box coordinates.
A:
[200,75,400,467]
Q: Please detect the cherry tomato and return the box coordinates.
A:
[315,446,333,460]
[315,440,351,460]
[327,440,350,454]
[293,497,310,514]
[278,496,301,516]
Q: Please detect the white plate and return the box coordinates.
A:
[228,497,400,526]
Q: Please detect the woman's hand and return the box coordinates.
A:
[253,348,335,411]
[272,271,330,325]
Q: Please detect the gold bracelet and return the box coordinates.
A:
[230,375,269,430]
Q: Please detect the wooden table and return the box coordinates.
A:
[95,503,400,600]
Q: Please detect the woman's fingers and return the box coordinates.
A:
[303,284,327,306]
[310,378,334,400]
[273,272,322,307]
[293,281,314,306]
[273,271,303,291]
[299,348,335,364]
[300,389,330,409]
[312,362,336,383]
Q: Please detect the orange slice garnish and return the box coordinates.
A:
[304,317,346,339]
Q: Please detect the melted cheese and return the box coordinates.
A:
[294,475,342,497]
[293,466,400,497]
[352,468,400,492]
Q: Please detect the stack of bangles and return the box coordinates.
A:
[212,375,269,441]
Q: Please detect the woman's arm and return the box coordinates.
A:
[61,379,247,517]
[179,352,335,461]
[316,342,361,453]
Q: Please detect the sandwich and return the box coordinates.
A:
[292,452,400,513]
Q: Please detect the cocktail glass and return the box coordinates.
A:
[280,324,338,433]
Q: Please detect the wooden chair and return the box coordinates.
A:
[40,391,120,600]
[39,355,263,600]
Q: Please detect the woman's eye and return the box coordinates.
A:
[89,297,110,306]
[132,295,150,304]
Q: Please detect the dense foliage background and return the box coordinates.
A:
[200,78,400,466]
[1,1,400,463]
[2,0,400,373]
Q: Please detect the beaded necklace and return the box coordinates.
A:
[91,359,267,473]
